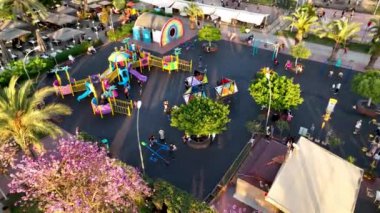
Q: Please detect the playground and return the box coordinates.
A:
[49,38,376,199]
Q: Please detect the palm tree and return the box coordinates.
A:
[184,3,204,30]
[0,76,72,156]
[284,5,318,44]
[315,19,361,61]
[0,0,48,52]
[366,41,380,69]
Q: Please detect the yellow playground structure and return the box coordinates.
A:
[53,45,192,118]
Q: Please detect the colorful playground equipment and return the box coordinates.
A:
[183,70,208,104]
[53,66,89,98]
[215,78,238,101]
[141,141,170,164]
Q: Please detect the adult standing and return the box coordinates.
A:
[159,129,165,143]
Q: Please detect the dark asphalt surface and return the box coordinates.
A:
[45,40,376,199]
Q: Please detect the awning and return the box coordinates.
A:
[171,1,188,12]
[48,28,85,42]
[0,20,30,31]
[236,11,269,25]
[213,8,239,23]
[56,6,77,14]
[0,28,31,41]
[98,0,111,6]
[197,4,216,15]
[45,13,77,26]
[139,0,174,8]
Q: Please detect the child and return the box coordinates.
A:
[274,58,279,66]
[285,60,292,70]
[353,119,362,135]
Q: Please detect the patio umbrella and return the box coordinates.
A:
[35,29,47,53]
[126,1,135,7]
[0,40,12,64]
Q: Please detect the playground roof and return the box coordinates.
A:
[134,12,172,31]
[108,51,130,62]
[266,137,363,213]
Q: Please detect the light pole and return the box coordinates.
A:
[264,69,272,132]
[109,8,114,30]
[136,100,145,174]
[23,46,40,81]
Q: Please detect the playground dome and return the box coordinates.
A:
[108,51,130,62]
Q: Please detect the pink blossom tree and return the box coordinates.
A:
[8,137,151,212]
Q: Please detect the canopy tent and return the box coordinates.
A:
[139,0,175,8]
[0,20,30,31]
[197,3,216,15]
[213,8,239,23]
[236,11,269,26]
[183,85,207,104]
[215,78,238,98]
[170,1,189,12]
[45,13,77,26]
[56,6,77,14]
[266,137,363,213]
[0,28,31,41]
[48,28,85,42]
[98,0,112,6]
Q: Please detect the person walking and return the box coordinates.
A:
[163,100,169,113]
[124,87,130,100]
[353,119,362,135]
[328,70,334,77]
[159,129,165,143]
[334,83,341,95]
[169,143,177,159]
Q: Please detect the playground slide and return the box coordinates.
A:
[118,69,129,87]
[129,69,148,82]
[77,89,92,102]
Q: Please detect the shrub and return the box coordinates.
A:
[107,23,134,41]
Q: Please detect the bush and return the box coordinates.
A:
[152,179,215,213]
[0,40,103,86]
[107,23,134,41]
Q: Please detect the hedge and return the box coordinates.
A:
[0,40,103,86]
[107,23,134,41]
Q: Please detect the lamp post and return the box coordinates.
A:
[264,69,272,132]
[23,46,40,81]
[109,8,114,30]
[136,100,145,174]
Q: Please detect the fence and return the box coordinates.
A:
[71,79,87,92]
[178,59,192,72]
[110,99,133,116]
[204,140,254,203]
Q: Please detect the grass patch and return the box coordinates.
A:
[276,30,370,53]
[107,23,135,42]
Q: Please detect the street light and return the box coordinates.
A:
[264,69,272,134]
[23,46,40,81]
[136,100,145,174]
[109,8,114,30]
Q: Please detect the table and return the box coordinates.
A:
[29,40,36,46]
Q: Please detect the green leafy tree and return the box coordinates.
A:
[198,25,222,47]
[315,19,361,61]
[113,0,126,10]
[275,120,290,137]
[0,76,71,156]
[171,98,230,137]
[290,42,312,65]
[249,67,304,111]
[152,179,215,213]
[284,4,318,43]
[184,2,203,30]
[99,7,110,26]
[352,70,380,107]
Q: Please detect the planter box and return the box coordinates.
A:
[187,136,211,149]
[202,43,218,53]
[356,100,380,118]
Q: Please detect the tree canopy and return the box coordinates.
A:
[284,4,318,43]
[352,70,380,104]
[0,76,71,156]
[198,25,222,46]
[9,138,151,212]
[290,42,312,63]
[249,67,304,111]
[171,98,230,136]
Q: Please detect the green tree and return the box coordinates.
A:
[275,120,290,137]
[249,67,304,111]
[0,0,48,54]
[315,19,361,61]
[113,0,126,10]
[99,7,110,26]
[171,98,230,137]
[152,179,215,213]
[352,70,380,107]
[290,42,312,65]
[198,25,222,48]
[184,2,203,30]
[284,4,318,43]
[0,76,71,156]
[366,41,380,70]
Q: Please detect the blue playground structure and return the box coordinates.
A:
[141,141,170,164]
[118,67,130,88]
[77,81,94,102]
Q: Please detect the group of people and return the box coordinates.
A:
[148,130,177,159]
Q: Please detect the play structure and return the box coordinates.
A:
[133,12,184,46]
[183,70,208,104]
[53,66,92,98]
[215,78,238,101]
